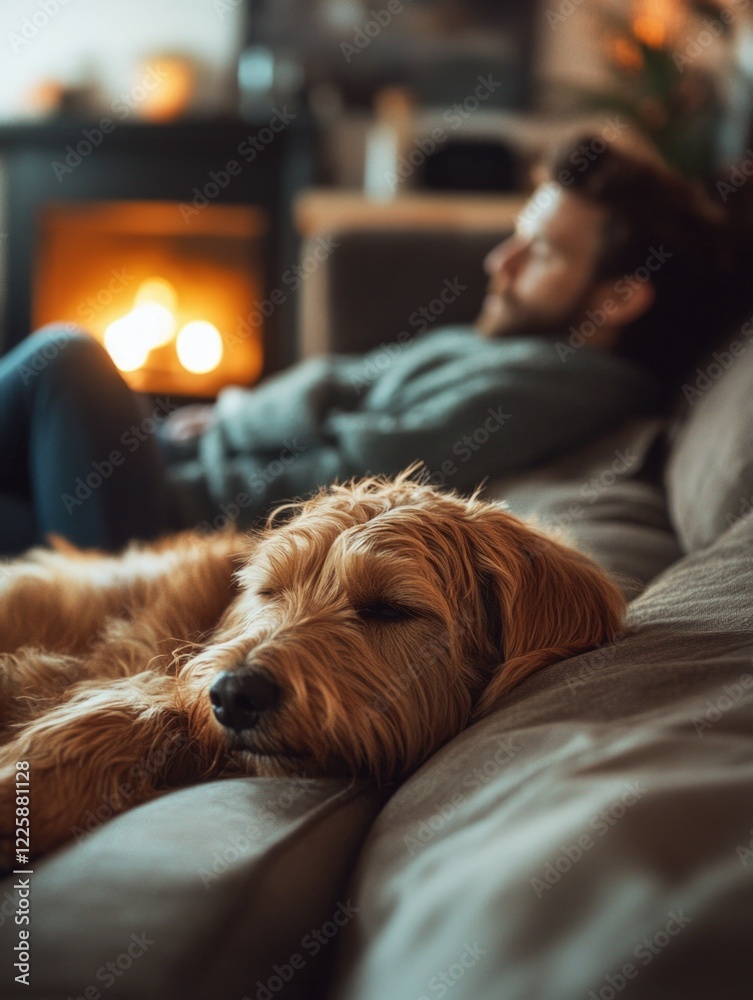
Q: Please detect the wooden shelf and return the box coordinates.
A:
[295,189,526,237]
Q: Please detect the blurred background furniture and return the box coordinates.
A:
[294,193,524,355]
[3,0,753,399]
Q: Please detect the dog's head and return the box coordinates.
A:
[183,473,624,784]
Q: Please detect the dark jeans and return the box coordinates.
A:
[0,326,176,555]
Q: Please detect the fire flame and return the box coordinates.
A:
[103,278,223,375]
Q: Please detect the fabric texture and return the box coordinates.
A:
[4,406,750,1000]
[332,512,753,1000]
[664,336,753,553]
[0,778,381,1000]
[486,419,682,597]
[173,328,660,528]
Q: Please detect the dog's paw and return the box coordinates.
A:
[0,741,101,865]
[0,758,100,865]
[0,651,86,736]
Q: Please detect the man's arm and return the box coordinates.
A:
[325,356,653,490]
[207,354,370,454]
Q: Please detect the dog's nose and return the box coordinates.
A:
[209,670,280,731]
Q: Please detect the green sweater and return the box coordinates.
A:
[167,328,659,529]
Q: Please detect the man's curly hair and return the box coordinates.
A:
[546,136,738,389]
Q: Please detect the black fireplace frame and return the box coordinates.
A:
[0,115,315,379]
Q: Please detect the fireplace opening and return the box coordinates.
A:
[33,201,267,397]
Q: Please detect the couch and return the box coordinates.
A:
[2,227,752,1000]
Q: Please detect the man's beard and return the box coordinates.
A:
[476,287,596,341]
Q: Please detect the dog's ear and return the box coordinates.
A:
[462,503,626,718]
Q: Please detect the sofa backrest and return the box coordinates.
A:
[297,228,509,357]
[665,328,753,553]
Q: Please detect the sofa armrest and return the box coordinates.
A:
[297,227,511,357]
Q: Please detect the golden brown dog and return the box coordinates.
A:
[0,472,624,864]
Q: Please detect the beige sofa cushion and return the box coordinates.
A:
[0,778,381,1000]
[487,419,682,597]
[333,511,753,1000]
[665,337,753,552]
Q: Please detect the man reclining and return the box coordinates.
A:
[0,136,734,552]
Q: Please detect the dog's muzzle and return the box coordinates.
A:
[209,669,280,732]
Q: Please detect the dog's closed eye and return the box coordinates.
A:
[356,602,417,624]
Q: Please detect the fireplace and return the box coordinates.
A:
[34,200,267,397]
[0,118,315,383]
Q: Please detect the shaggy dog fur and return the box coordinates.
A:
[0,473,625,864]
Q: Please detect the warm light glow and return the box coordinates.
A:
[632,14,666,48]
[134,277,178,314]
[132,280,178,347]
[104,315,153,372]
[131,301,176,348]
[176,320,223,374]
[137,58,197,121]
[35,200,267,396]
[609,35,644,70]
[630,0,684,49]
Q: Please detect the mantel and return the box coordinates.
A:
[0,117,261,151]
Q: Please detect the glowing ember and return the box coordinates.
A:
[104,314,153,372]
[176,320,224,374]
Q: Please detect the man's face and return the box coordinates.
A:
[477,183,609,338]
